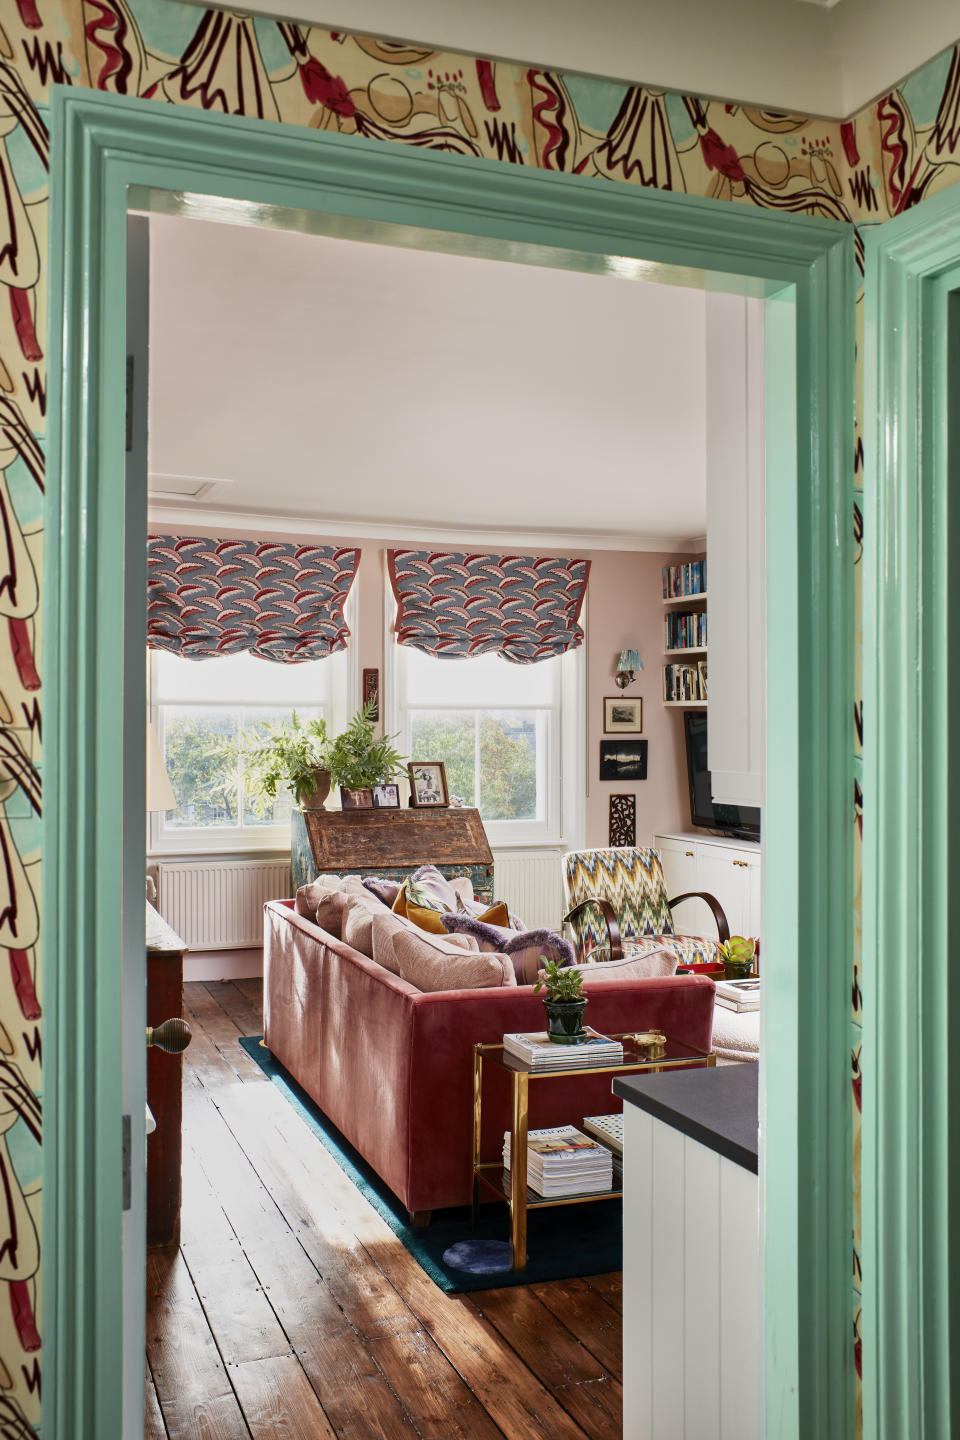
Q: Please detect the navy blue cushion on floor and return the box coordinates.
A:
[239,1035,622,1293]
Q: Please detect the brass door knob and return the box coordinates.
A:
[146,1018,192,1053]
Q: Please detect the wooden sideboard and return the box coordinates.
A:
[291,806,495,901]
[146,902,187,1248]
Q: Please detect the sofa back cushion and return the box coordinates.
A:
[371,910,478,976]
[574,948,679,985]
[392,926,516,992]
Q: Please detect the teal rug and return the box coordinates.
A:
[239,1036,622,1294]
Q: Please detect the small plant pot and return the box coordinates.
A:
[723,959,753,981]
[543,999,588,1043]
[340,786,373,810]
[301,768,332,811]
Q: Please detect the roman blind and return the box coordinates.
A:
[147,535,359,662]
[388,549,590,664]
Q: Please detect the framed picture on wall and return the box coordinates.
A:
[408,761,449,808]
[604,696,642,733]
[363,667,380,721]
[599,739,648,782]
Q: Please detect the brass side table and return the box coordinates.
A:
[472,1033,715,1269]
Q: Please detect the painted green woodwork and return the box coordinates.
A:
[43,89,855,1439]
[863,184,960,1440]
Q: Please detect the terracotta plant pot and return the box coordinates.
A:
[300,768,331,811]
[543,998,588,1043]
[340,786,373,810]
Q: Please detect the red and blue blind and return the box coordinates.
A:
[388,549,590,664]
[147,536,360,662]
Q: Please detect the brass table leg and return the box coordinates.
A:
[472,1045,482,1228]
[511,1070,529,1269]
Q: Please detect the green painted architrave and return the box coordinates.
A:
[863,185,960,1440]
[43,89,854,1440]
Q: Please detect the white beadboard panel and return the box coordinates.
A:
[719,1159,760,1440]
[157,859,290,950]
[652,1122,687,1440]
[491,849,566,930]
[684,1142,721,1439]
[624,1107,655,1440]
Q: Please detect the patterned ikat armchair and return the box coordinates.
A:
[562,847,730,968]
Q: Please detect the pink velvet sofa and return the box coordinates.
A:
[263,898,716,1219]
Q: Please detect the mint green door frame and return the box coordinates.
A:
[43,89,854,1439]
[863,186,960,1439]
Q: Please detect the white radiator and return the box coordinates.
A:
[156,859,290,950]
[492,850,566,931]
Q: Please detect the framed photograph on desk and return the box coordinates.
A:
[408,761,449,807]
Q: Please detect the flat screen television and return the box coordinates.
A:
[683,711,761,842]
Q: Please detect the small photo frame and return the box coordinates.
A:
[372,783,400,809]
[408,761,449,808]
[604,695,642,734]
[599,739,648,782]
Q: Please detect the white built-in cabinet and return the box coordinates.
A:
[655,831,761,940]
[705,293,765,809]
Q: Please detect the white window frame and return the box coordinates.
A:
[147,590,357,857]
[384,583,584,851]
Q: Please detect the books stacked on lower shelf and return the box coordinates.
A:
[502,1028,624,1070]
[714,978,760,1012]
[503,1125,614,1198]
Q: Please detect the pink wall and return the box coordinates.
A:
[584,550,699,849]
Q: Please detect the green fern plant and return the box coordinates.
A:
[226,711,331,815]
[327,700,406,791]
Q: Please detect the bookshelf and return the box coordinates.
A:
[662,562,707,706]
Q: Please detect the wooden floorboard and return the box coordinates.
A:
[147,977,622,1439]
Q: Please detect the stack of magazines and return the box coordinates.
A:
[714,978,760,1012]
[503,1125,614,1197]
[502,1027,623,1069]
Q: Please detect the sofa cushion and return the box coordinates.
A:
[295,873,341,917]
[371,910,477,976]
[573,948,679,984]
[440,913,576,984]
[362,875,402,907]
[341,894,384,958]
[392,926,516,992]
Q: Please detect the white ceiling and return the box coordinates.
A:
[199,0,960,119]
[147,213,708,550]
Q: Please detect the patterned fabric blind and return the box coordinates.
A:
[147,536,360,662]
[388,549,590,664]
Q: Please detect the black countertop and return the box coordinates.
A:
[612,1063,758,1174]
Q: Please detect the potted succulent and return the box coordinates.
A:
[533,958,588,1043]
[231,711,333,813]
[719,934,757,980]
[327,700,406,809]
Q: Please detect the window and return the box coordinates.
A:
[149,644,350,852]
[392,643,583,847]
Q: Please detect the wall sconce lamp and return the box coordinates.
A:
[615,649,643,689]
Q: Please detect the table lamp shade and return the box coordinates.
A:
[146,723,176,812]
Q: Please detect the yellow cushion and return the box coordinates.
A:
[405,900,450,935]
[476,901,510,928]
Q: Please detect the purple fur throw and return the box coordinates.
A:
[441,913,574,967]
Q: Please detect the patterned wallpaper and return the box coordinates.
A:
[4,2,960,1431]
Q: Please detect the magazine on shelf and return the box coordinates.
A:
[502,1125,613,1198]
[502,1028,623,1069]
[714,978,760,1012]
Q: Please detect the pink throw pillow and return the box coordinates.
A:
[572,948,679,985]
[392,928,516,992]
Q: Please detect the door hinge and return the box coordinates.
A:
[121,1113,132,1211]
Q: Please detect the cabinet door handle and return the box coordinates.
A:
[685,850,694,857]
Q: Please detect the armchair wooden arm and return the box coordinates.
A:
[668,891,730,944]
[563,897,623,962]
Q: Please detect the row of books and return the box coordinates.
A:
[715,978,759,1013]
[502,1028,624,1070]
[662,561,706,598]
[663,661,708,702]
[503,1124,614,1197]
[665,611,707,650]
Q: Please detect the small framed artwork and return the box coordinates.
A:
[599,739,648,782]
[604,695,642,734]
[408,761,449,808]
[609,793,637,847]
[363,667,380,721]
[372,783,400,809]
